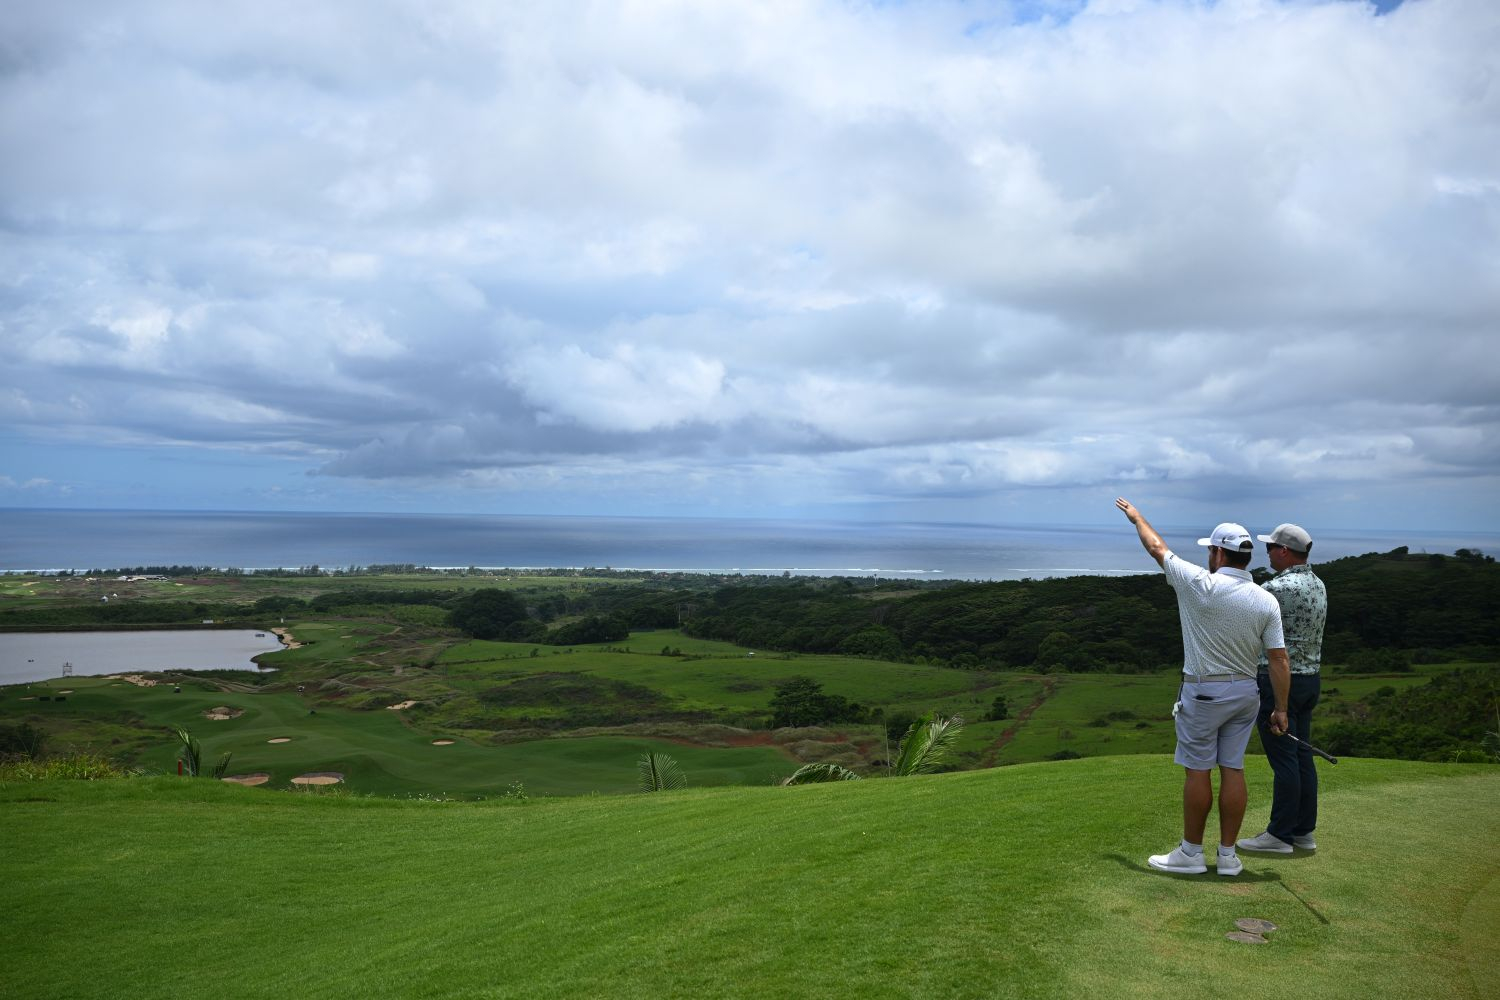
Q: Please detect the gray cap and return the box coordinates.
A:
[1257,523,1312,554]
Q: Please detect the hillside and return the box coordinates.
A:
[2,756,1495,999]
[3,557,1497,792]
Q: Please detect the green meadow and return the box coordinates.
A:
[2,755,1495,999]
[4,615,1490,796]
[5,674,791,797]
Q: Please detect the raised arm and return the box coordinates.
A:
[1115,497,1169,567]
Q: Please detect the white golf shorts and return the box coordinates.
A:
[1173,677,1260,770]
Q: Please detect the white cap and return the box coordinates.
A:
[1197,522,1253,552]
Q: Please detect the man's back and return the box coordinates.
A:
[1164,552,1284,676]
[1263,565,1326,674]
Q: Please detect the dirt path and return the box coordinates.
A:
[981,677,1058,766]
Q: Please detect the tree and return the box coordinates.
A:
[449,589,529,639]
[172,726,232,778]
[884,709,918,744]
[769,677,869,728]
[889,713,965,776]
[638,751,686,792]
[770,677,831,728]
[987,695,1009,722]
[783,713,965,784]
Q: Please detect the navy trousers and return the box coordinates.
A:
[1255,672,1321,842]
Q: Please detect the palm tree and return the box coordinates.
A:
[173,726,202,777]
[783,713,965,784]
[889,712,965,776]
[173,726,232,778]
[638,751,687,792]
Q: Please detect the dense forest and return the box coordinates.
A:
[681,548,1500,671]
[5,549,1497,673]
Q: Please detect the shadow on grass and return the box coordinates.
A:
[1100,853,1330,925]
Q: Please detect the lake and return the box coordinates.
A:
[0,630,284,687]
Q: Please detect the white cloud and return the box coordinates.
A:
[504,343,728,433]
[0,0,1495,525]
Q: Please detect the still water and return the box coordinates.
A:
[7,508,1494,579]
[0,630,284,687]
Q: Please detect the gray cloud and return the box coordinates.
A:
[1,0,1495,527]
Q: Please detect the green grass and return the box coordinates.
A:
[441,629,994,711]
[3,676,793,797]
[1,755,1494,998]
[9,617,1494,796]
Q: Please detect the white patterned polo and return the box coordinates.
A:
[1163,552,1285,676]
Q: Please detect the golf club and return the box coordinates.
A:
[1283,731,1338,764]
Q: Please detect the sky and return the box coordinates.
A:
[2,0,1496,532]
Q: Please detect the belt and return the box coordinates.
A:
[1183,673,1252,683]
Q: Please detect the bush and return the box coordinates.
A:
[1345,648,1413,674]
[0,751,127,781]
[0,721,46,758]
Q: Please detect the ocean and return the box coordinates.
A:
[2,509,1494,580]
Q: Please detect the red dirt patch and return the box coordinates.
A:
[982,677,1059,765]
[717,730,777,747]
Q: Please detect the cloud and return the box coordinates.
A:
[0,0,1495,526]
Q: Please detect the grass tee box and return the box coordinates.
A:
[1,756,1495,999]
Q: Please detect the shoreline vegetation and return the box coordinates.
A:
[1,546,1496,796]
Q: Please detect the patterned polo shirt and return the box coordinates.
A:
[1162,552,1285,677]
[1260,563,1327,676]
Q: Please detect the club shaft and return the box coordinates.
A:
[1283,731,1338,764]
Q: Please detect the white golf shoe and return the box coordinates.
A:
[1293,834,1317,850]
[1237,830,1293,854]
[1147,846,1207,874]
[1216,852,1243,877]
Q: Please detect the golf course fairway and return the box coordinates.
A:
[3,754,1495,998]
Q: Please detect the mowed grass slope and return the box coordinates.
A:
[16,676,791,797]
[3,756,1495,999]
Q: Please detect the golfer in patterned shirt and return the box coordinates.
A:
[1115,498,1290,877]
[1239,523,1328,855]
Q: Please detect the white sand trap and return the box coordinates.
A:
[291,772,344,785]
[267,737,293,744]
[19,696,35,701]
[221,773,270,786]
[58,689,74,694]
[270,627,302,649]
[432,739,455,746]
[203,706,243,721]
[387,700,418,710]
[108,674,158,687]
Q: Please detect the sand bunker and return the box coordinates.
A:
[267,737,292,744]
[108,674,158,687]
[387,700,418,711]
[221,773,270,786]
[203,706,244,721]
[58,689,74,694]
[270,627,302,649]
[431,739,455,746]
[291,772,344,786]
